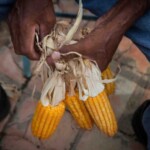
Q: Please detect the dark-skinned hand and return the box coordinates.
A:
[8,0,148,72]
[8,0,56,60]
[57,0,149,72]
[58,23,123,72]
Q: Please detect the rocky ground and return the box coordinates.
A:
[0,1,150,150]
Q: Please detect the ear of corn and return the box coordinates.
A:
[33,0,118,138]
[65,93,93,130]
[85,90,118,136]
[31,101,65,139]
[102,67,116,95]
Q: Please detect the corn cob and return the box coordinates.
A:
[85,90,118,136]
[102,67,116,95]
[31,101,65,139]
[65,93,93,130]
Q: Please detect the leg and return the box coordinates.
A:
[132,100,150,146]
[142,103,150,150]
[0,85,10,122]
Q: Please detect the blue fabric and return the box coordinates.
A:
[22,56,31,78]
[0,0,15,20]
[81,0,150,61]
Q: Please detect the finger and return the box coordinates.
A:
[39,21,55,40]
[97,59,107,72]
[59,40,87,55]
[18,24,40,60]
[8,11,20,54]
[51,51,61,60]
[46,51,61,65]
[46,56,53,65]
[9,15,40,60]
[96,52,109,72]
[46,56,55,69]
[59,32,97,56]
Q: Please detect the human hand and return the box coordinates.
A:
[8,0,56,60]
[58,22,123,72]
[55,0,148,72]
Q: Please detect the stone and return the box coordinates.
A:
[1,135,41,150]
[0,74,21,133]
[75,128,132,150]
[0,48,26,85]
[35,112,79,150]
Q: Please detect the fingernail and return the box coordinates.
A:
[51,51,61,61]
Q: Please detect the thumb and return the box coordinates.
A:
[59,43,85,61]
[59,41,87,56]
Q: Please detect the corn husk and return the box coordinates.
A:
[34,0,117,107]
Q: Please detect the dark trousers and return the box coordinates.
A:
[0,85,10,121]
[142,105,150,150]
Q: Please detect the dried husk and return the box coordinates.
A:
[34,0,117,106]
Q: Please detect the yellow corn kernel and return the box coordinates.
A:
[31,101,65,139]
[102,66,116,95]
[65,93,93,130]
[85,90,118,136]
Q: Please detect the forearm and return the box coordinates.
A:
[112,0,149,33]
[94,0,150,61]
[96,0,149,33]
